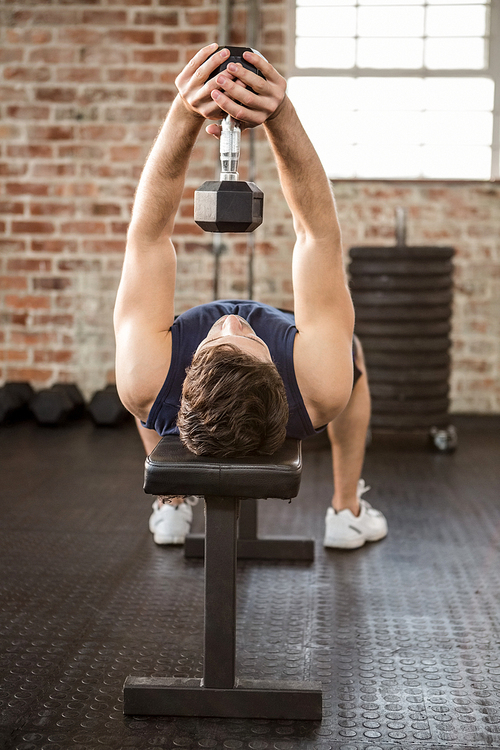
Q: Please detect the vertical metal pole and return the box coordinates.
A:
[489,0,500,179]
[238,498,258,540]
[213,0,233,300]
[203,495,238,688]
[218,0,231,46]
[395,207,407,247]
[247,0,259,300]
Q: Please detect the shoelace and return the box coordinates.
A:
[357,479,371,499]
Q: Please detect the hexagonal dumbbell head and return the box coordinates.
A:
[89,384,129,426]
[194,180,264,233]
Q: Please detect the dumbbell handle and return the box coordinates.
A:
[220,115,240,181]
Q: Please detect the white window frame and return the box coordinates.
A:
[287,0,500,180]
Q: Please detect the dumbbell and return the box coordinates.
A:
[194,46,264,233]
[0,381,34,424]
[88,384,130,426]
[30,383,85,426]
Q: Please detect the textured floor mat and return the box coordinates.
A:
[0,418,499,750]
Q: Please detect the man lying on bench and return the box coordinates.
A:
[113,44,387,551]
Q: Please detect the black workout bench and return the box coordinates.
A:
[123,435,322,720]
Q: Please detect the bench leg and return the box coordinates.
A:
[203,495,238,688]
[185,497,315,561]
[123,495,322,719]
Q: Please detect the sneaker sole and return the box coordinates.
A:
[324,536,366,550]
[365,530,388,542]
[153,534,186,545]
[323,530,387,549]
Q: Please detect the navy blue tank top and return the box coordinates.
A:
[143,299,322,440]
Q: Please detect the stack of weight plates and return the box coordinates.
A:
[349,246,454,437]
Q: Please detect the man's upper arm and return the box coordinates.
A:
[113,235,177,420]
[292,234,355,424]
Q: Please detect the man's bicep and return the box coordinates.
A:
[292,235,354,334]
[114,236,176,333]
[113,236,176,420]
[294,324,354,426]
[114,321,172,422]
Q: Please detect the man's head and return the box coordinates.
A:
[177,315,288,457]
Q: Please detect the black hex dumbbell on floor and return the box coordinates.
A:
[0,382,34,424]
[88,384,130,426]
[194,47,264,233]
[30,384,85,426]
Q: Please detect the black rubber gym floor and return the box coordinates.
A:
[1,416,499,750]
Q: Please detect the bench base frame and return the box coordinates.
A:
[123,676,322,720]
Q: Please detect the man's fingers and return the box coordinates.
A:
[175,45,236,121]
[175,44,285,130]
[224,61,267,96]
[242,50,279,84]
[176,45,229,92]
[205,122,222,139]
[211,89,266,126]
[195,46,230,85]
[215,75,255,108]
[177,43,218,85]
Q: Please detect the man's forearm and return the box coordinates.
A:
[128,95,205,244]
[264,97,341,243]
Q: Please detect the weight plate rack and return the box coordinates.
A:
[349,245,456,451]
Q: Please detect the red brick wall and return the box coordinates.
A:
[1,0,499,413]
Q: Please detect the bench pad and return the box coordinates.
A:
[144,436,302,499]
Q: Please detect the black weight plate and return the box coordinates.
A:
[370,382,449,398]
[368,366,450,383]
[349,259,454,276]
[372,397,449,414]
[365,351,450,367]
[354,305,452,322]
[351,289,453,306]
[355,320,452,337]
[350,246,455,261]
[362,336,451,352]
[371,412,450,429]
[350,275,452,291]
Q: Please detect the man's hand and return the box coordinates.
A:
[175,44,234,122]
[175,44,287,138]
[207,50,287,137]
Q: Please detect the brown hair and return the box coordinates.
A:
[177,343,289,457]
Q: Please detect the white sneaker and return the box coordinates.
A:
[323,480,388,550]
[148,497,198,545]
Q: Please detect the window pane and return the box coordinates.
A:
[427,0,487,4]
[295,38,356,68]
[357,38,423,68]
[423,111,493,144]
[426,5,487,36]
[323,145,357,178]
[423,145,491,178]
[327,113,359,143]
[359,0,423,4]
[423,77,494,110]
[357,77,425,110]
[297,0,355,5]
[296,7,356,36]
[425,38,486,69]
[355,144,422,178]
[289,95,358,143]
[288,77,358,113]
[356,111,423,144]
[358,6,424,36]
